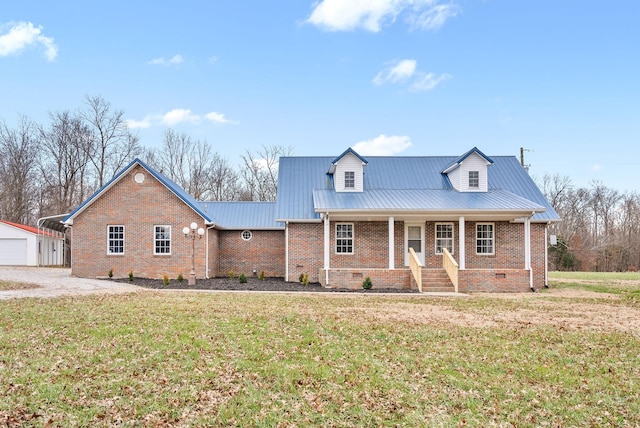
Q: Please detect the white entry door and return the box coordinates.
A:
[404,223,424,266]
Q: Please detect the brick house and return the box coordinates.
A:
[63,147,560,292]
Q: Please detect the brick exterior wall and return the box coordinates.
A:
[218,230,285,278]
[71,165,208,280]
[287,223,324,283]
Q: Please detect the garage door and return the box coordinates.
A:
[0,238,28,265]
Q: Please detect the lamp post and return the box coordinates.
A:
[183,222,205,285]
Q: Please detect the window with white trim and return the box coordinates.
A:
[336,223,353,254]
[107,225,124,254]
[476,223,494,255]
[241,230,252,241]
[435,223,454,254]
[344,171,355,189]
[469,171,479,188]
[154,225,171,255]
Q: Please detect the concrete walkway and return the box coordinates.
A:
[0,267,140,300]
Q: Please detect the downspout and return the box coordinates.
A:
[544,223,550,288]
[205,224,216,278]
[323,213,330,286]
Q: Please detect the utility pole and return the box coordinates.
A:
[520,147,531,171]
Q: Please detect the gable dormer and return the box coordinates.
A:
[441,147,493,192]
[328,148,368,192]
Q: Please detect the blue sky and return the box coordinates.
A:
[2,1,639,192]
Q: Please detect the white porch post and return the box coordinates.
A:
[524,216,531,270]
[323,213,330,285]
[458,216,465,270]
[285,222,289,281]
[524,216,533,289]
[388,216,395,269]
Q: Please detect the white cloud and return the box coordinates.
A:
[148,54,183,66]
[352,134,412,156]
[126,108,237,129]
[408,4,459,30]
[373,59,451,91]
[205,112,238,125]
[410,72,452,91]
[306,0,458,32]
[592,164,603,173]
[373,59,417,85]
[124,117,153,129]
[162,109,200,126]
[0,21,58,61]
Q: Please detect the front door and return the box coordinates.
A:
[405,223,425,266]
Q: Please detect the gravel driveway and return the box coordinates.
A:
[0,267,140,300]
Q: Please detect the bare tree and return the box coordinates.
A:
[0,116,40,224]
[38,111,94,215]
[153,129,240,201]
[239,145,292,201]
[81,95,140,187]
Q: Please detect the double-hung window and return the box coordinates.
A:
[469,171,479,188]
[476,223,494,255]
[435,223,454,254]
[336,223,353,254]
[344,171,355,189]
[154,225,171,255]
[107,225,124,254]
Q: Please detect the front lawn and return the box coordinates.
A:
[1,285,638,426]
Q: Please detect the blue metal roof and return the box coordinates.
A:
[200,202,284,229]
[64,158,212,224]
[276,152,560,222]
[331,147,369,166]
[313,189,545,213]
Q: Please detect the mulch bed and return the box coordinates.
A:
[113,276,417,293]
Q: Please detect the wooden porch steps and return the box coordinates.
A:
[422,268,455,293]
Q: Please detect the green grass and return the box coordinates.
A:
[548,271,640,303]
[1,287,639,426]
[0,280,40,291]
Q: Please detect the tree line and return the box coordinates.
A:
[541,174,640,272]
[0,95,290,226]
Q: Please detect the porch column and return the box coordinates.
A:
[524,216,531,270]
[525,215,533,290]
[323,213,330,285]
[388,216,395,269]
[458,216,465,270]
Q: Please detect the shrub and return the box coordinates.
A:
[177,273,184,282]
[108,268,113,279]
[302,273,309,286]
[128,270,134,282]
[362,276,373,290]
[163,275,170,286]
[259,271,265,281]
[229,271,235,279]
[239,273,247,283]
[298,273,305,283]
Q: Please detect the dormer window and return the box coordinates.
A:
[469,171,479,188]
[344,171,355,189]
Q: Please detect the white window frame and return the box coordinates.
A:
[241,230,253,241]
[335,223,354,254]
[469,170,480,188]
[476,222,495,255]
[154,225,172,255]
[344,171,355,189]
[107,225,124,255]
[435,222,454,255]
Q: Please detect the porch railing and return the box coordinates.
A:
[409,248,423,293]
[442,248,459,293]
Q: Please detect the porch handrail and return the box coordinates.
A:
[409,248,423,293]
[442,248,459,293]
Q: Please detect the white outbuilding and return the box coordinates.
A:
[0,220,65,266]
